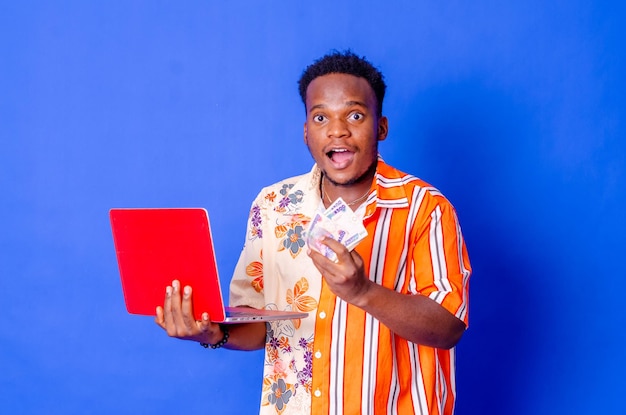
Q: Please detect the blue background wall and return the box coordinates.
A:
[1,1,624,414]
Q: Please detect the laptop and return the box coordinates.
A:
[109,208,308,323]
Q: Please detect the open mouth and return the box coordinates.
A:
[326,148,354,167]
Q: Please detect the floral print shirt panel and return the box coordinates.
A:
[230,164,323,415]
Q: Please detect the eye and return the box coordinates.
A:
[313,114,326,122]
[350,112,363,121]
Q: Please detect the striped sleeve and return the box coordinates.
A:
[410,191,471,325]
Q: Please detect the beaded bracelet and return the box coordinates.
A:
[200,326,230,349]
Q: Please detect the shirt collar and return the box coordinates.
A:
[306,155,411,218]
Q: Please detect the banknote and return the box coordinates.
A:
[307,213,339,261]
[323,198,368,250]
[306,197,368,261]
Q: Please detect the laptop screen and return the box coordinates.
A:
[110,208,226,321]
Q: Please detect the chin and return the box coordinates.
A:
[323,170,367,187]
[324,160,377,187]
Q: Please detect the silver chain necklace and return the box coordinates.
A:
[321,179,370,207]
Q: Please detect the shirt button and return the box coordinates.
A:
[319,311,326,319]
[315,350,322,359]
[314,389,322,398]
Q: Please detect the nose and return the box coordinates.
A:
[327,117,349,138]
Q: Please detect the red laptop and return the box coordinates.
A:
[109,208,308,323]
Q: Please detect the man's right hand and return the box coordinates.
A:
[154,279,225,345]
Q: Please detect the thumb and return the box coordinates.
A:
[200,312,211,329]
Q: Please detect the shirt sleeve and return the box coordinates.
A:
[412,195,472,325]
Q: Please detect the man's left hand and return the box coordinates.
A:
[307,237,372,306]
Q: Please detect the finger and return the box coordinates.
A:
[349,249,364,268]
[169,280,186,331]
[321,238,352,262]
[155,306,165,329]
[307,248,333,272]
[310,254,342,285]
[321,237,345,252]
[163,285,177,336]
[181,285,198,332]
[199,312,214,340]
[199,312,211,331]
[309,239,347,270]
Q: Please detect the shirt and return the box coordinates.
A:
[229,158,471,415]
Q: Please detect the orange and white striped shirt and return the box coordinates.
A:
[230,158,471,415]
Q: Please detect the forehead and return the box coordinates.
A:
[305,73,377,109]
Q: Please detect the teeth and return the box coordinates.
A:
[326,148,349,158]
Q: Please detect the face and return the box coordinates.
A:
[303,73,388,187]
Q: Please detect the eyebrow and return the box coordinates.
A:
[308,100,368,113]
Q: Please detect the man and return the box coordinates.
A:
[156,51,471,415]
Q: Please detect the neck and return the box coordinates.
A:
[324,159,377,188]
[320,159,377,208]
[321,175,373,209]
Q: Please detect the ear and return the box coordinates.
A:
[377,116,388,142]
[303,122,308,145]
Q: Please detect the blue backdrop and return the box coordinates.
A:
[2,1,624,414]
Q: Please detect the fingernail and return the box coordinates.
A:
[202,313,209,321]
[184,286,191,297]
[166,286,172,297]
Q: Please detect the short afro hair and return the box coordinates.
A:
[298,50,387,116]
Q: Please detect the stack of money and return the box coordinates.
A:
[305,198,368,262]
